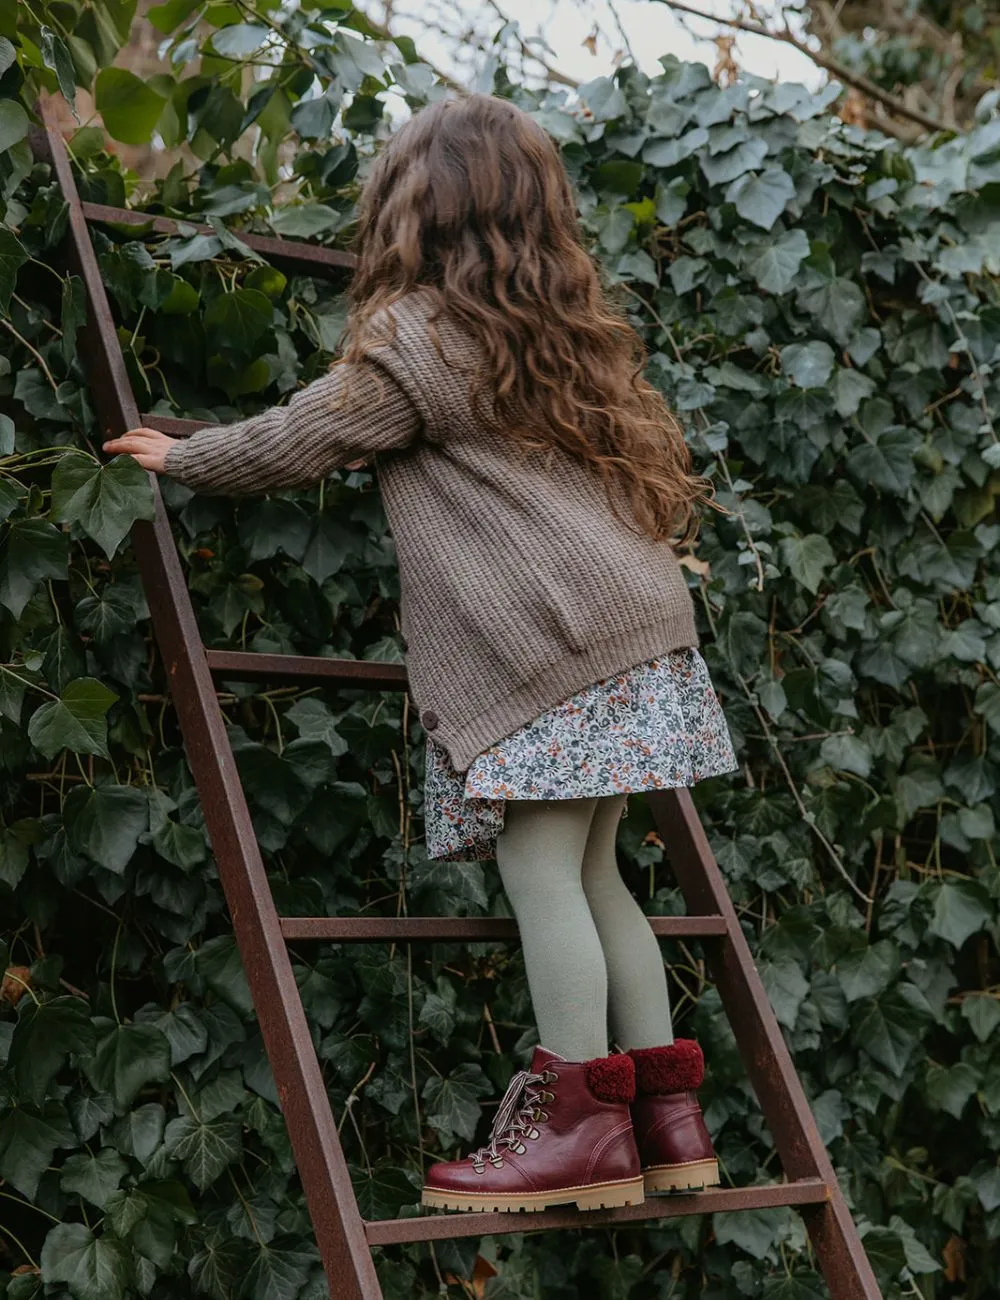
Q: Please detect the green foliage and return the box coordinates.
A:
[2,9,1000,1298]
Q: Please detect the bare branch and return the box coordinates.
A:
[484,0,580,87]
[354,5,469,94]
[652,0,948,135]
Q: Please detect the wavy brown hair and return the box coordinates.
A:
[340,93,710,542]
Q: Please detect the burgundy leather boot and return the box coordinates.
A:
[422,1047,645,1212]
[628,1039,719,1194]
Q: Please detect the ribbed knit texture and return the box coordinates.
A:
[165,292,699,770]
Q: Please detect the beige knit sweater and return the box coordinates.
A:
[165,293,698,771]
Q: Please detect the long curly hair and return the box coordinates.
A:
[340,94,709,542]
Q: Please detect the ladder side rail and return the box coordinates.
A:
[651,789,882,1300]
[35,98,381,1300]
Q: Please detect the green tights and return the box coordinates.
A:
[495,796,674,1061]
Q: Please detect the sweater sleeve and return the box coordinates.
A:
[163,358,421,496]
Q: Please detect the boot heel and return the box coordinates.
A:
[574,1176,645,1211]
[644,1159,719,1195]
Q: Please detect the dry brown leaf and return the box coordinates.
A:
[943,1235,966,1283]
[1,966,32,1007]
[678,553,712,578]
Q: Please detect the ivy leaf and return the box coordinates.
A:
[51,453,156,558]
[832,368,876,417]
[60,1147,129,1208]
[9,996,95,1106]
[0,519,70,619]
[654,176,690,226]
[40,1223,131,1300]
[351,1161,421,1219]
[241,1243,315,1300]
[780,341,835,388]
[95,68,167,145]
[925,1061,980,1119]
[27,678,118,760]
[701,137,768,185]
[204,288,273,353]
[836,940,900,1003]
[87,1022,172,1110]
[422,1064,491,1144]
[961,994,1000,1043]
[0,99,29,155]
[820,732,872,779]
[40,27,78,113]
[164,1114,243,1190]
[195,935,253,1016]
[65,785,149,873]
[800,277,866,346]
[0,228,28,314]
[928,880,993,948]
[846,428,919,495]
[852,983,933,1073]
[746,228,810,293]
[188,1232,248,1298]
[779,533,835,593]
[726,166,795,230]
[714,1206,789,1258]
[0,1104,77,1198]
[759,957,809,1029]
[579,76,627,122]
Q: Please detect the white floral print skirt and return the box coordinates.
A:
[424,648,737,862]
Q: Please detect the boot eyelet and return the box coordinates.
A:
[489,1156,504,1168]
[545,1071,559,1083]
[528,1128,540,1139]
[515,1142,527,1154]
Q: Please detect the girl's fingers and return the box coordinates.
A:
[102,427,175,474]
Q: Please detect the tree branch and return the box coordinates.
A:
[652,0,948,135]
[484,0,580,87]
[353,6,469,94]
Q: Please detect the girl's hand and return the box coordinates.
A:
[103,427,177,474]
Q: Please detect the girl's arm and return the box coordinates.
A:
[103,359,419,495]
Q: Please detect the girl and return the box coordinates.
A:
[105,94,737,1215]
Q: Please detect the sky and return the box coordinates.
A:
[383,0,826,94]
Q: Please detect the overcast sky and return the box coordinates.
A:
[382,0,825,93]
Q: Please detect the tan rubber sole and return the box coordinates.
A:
[643,1158,720,1194]
[421,1175,646,1213]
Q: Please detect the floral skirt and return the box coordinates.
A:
[424,648,737,862]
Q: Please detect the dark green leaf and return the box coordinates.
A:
[51,453,156,558]
[27,678,118,760]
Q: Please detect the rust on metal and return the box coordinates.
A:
[280,915,729,942]
[366,1177,831,1245]
[650,789,882,1299]
[207,649,408,690]
[37,97,381,1300]
[81,200,357,270]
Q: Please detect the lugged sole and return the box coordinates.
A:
[643,1158,720,1195]
[421,1175,646,1213]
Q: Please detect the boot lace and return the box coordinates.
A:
[469,1067,558,1171]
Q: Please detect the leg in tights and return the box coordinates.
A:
[495,798,608,1061]
[581,795,674,1050]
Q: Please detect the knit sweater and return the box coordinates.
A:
[165,293,699,771]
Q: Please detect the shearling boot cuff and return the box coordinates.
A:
[629,1039,704,1094]
[585,1052,636,1104]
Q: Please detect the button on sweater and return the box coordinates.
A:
[164,292,699,771]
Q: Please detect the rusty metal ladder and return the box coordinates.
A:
[35,97,882,1300]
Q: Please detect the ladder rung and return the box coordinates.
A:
[81,202,357,272]
[206,649,408,690]
[141,414,204,438]
[280,915,729,942]
[364,1178,830,1245]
